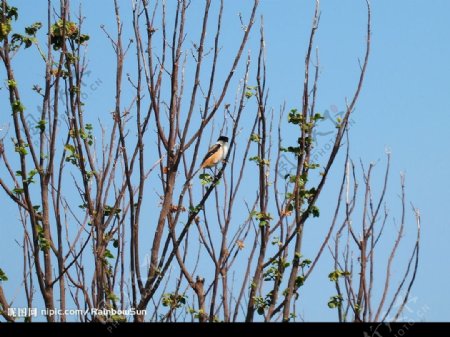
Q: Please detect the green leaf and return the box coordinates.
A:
[76,34,90,44]
[104,249,114,259]
[0,268,8,281]
[253,296,268,315]
[11,100,25,114]
[13,187,23,194]
[328,295,343,309]
[328,269,350,282]
[50,20,89,50]
[86,171,95,180]
[110,314,126,322]
[23,36,35,48]
[25,22,42,36]
[25,169,38,184]
[300,259,312,268]
[7,79,16,88]
[311,205,320,218]
[6,6,18,21]
[199,173,213,186]
[14,145,28,156]
[70,85,80,94]
[253,212,273,227]
[249,156,270,167]
[250,133,260,143]
[282,145,302,155]
[328,271,340,282]
[295,276,305,288]
[37,233,49,251]
[107,292,119,302]
[313,112,324,121]
[36,120,47,132]
[189,205,203,214]
[162,293,186,309]
[0,23,11,41]
[64,144,76,153]
[305,162,320,170]
[104,205,121,216]
[287,108,303,125]
[35,224,44,234]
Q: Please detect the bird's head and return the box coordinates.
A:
[217,136,228,143]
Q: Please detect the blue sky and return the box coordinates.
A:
[258,0,450,320]
[1,0,449,321]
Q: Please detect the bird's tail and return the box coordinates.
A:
[192,166,203,178]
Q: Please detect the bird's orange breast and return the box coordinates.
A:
[201,148,223,168]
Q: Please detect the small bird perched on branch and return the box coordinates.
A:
[200,136,229,169]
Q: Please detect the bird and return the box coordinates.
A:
[200,136,229,169]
